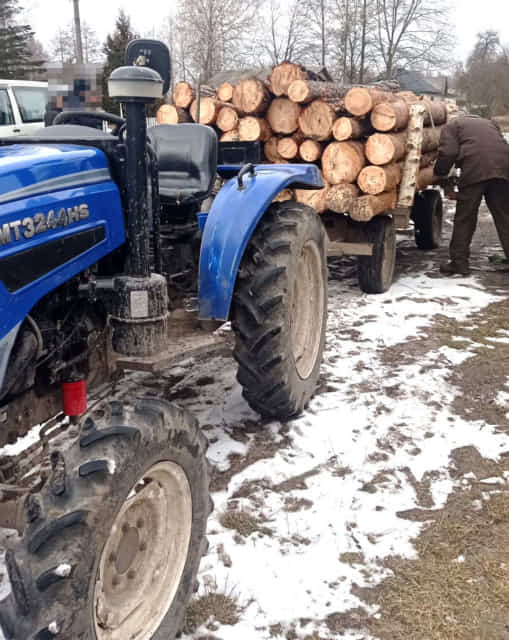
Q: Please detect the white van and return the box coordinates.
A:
[0,80,48,136]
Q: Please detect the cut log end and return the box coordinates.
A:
[269,61,307,96]
[216,106,239,132]
[173,81,195,109]
[190,97,218,125]
[357,164,402,195]
[298,100,336,141]
[322,141,366,184]
[157,104,190,124]
[266,98,301,134]
[299,139,322,163]
[351,191,398,222]
[277,136,299,159]
[233,78,270,114]
[239,116,272,142]
[288,79,312,104]
[217,82,234,102]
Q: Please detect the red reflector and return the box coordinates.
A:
[62,380,87,417]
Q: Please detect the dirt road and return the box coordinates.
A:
[1,198,508,640]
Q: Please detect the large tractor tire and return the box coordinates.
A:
[231,201,327,420]
[0,397,211,640]
[357,215,396,294]
[412,189,443,250]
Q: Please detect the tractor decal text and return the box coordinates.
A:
[0,204,90,246]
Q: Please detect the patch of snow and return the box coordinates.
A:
[55,563,72,578]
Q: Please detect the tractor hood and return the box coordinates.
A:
[0,143,112,205]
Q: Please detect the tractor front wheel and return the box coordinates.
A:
[231,201,328,420]
[0,397,211,640]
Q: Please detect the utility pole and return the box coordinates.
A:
[72,0,84,63]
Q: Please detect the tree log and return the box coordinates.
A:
[295,183,329,214]
[157,104,191,124]
[322,141,366,184]
[345,87,398,117]
[173,81,195,108]
[350,191,398,222]
[332,116,371,141]
[326,183,360,213]
[264,136,287,163]
[299,139,323,162]
[288,80,347,110]
[239,116,272,142]
[416,167,438,191]
[233,78,271,114]
[217,82,234,102]
[216,106,239,132]
[421,126,443,152]
[298,100,336,141]
[277,135,302,159]
[357,163,403,195]
[269,61,308,96]
[370,100,410,132]
[365,132,408,165]
[190,97,218,124]
[220,129,240,142]
[266,98,301,134]
[273,188,295,202]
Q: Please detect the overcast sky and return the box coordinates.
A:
[25,0,509,66]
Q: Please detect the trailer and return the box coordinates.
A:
[322,104,444,293]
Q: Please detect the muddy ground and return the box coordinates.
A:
[1,198,508,640]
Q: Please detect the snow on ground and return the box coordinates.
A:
[0,237,507,640]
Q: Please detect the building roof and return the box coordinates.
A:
[383,68,443,95]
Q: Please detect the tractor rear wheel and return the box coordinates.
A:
[231,201,327,420]
[413,189,443,250]
[0,397,211,640]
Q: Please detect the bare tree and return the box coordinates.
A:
[374,0,454,78]
[255,0,314,66]
[175,0,262,81]
[51,25,75,65]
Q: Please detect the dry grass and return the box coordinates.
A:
[184,590,241,633]
[369,491,509,640]
[219,509,273,537]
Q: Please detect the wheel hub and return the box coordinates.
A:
[94,461,192,640]
[291,240,325,380]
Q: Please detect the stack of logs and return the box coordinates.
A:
[158,62,449,222]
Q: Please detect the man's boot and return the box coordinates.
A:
[439,261,471,276]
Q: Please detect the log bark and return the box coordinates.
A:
[298,100,336,141]
[277,135,302,159]
[365,131,408,165]
[216,106,239,132]
[357,163,403,195]
[416,166,438,191]
[420,151,438,168]
[220,129,240,142]
[264,136,287,163]
[217,82,234,102]
[332,116,371,141]
[288,80,347,110]
[321,141,366,184]
[398,103,426,208]
[173,81,195,108]
[370,100,410,132]
[266,98,301,134]
[157,104,191,124]
[238,116,272,142]
[326,183,360,213]
[299,139,323,162]
[189,97,218,124]
[421,126,443,152]
[269,61,308,96]
[345,87,398,117]
[350,191,398,222]
[233,78,271,114]
[295,184,329,214]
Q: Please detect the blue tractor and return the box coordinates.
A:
[0,41,327,639]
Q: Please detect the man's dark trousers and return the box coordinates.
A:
[450,179,509,268]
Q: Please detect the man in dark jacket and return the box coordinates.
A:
[433,115,509,275]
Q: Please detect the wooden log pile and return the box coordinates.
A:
[158,63,449,219]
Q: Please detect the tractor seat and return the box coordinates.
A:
[148,124,217,206]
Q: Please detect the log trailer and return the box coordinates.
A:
[0,40,328,639]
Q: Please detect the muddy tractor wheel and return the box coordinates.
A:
[412,189,443,250]
[0,397,211,640]
[231,201,328,420]
[357,215,396,294]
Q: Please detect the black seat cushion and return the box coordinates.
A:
[148,124,217,206]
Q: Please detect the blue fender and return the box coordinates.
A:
[198,163,323,320]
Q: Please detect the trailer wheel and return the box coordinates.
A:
[0,397,211,640]
[231,201,327,420]
[413,189,443,250]
[357,215,396,294]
